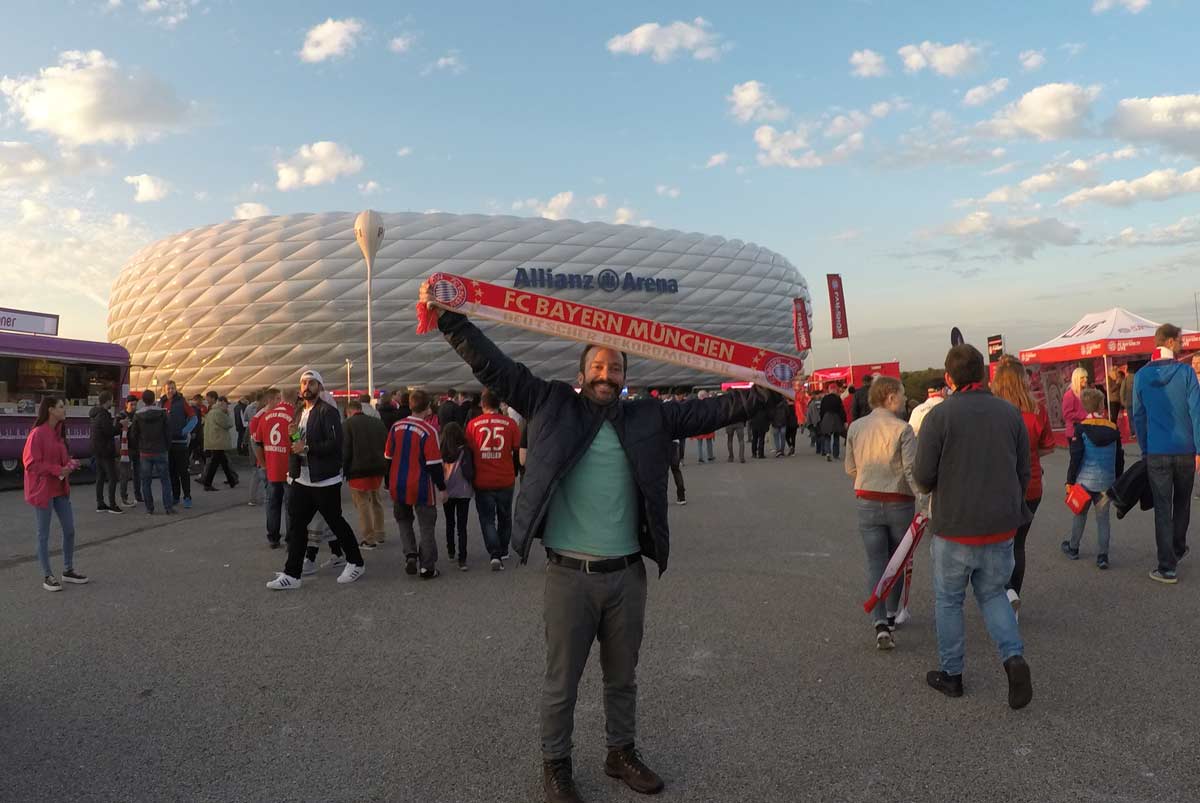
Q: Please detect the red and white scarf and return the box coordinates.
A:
[417,273,804,399]
[862,513,928,621]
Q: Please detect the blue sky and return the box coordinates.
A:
[3,0,1199,369]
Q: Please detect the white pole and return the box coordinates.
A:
[345,358,352,401]
[354,211,385,404]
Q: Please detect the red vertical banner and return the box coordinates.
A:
[793,298,811,351]
[826,274,849,340]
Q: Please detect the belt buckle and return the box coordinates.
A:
[583,559,594,574]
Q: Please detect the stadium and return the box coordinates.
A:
[107,212,812,394]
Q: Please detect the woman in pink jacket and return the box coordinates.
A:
[23,397,88,592]
[1061,367,1090,440]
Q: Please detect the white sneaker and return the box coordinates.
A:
[336,563,365,584]
[490,558,504,572]
[266,573,301,590]
[321,555,347,571]
[1006,588,1020,611]
[302,558,317,576]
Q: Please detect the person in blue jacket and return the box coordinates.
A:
[1132,324,1200,584]
[161,380,198,510]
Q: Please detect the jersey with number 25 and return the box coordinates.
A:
[466,413,520,490]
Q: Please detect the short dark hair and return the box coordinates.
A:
[358,393,372,404]
[945,344,985,387]
[205,390,218,401]
[1156,323,1182,345]
[447,388,457,398]
[480,389,499,410]
[348,399,362,411]
[578,344,628,374]
[142,389,156,405]
[98,391,112,405]
[410,389,431,414]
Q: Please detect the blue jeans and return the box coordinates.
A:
[140,454,172,512]
[857,497,915,625]
[475,487,514,559]
[931,536,1023,675]
[771,427,786,455]
[695,439,714,462]
[266,481,289,543]
[1068,492,1111,555]
[1146,454,1195,573]
[248,466,267,505]
[34,495,75,577]
[821,434,840,458]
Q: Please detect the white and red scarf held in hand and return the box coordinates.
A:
[416,272,804,400]
[862,512,928,622]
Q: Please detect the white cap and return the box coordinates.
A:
[300,368,324,386]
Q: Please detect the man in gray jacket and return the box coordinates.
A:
[913,344,1033,710]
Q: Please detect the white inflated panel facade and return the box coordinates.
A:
[108,212,812,394]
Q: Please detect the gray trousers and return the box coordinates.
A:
[726,424,745,461]
[541,559,647,760]
[394,501,438,571]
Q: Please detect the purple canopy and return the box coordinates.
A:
[0,331,129,364]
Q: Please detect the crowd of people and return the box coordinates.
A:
[19,303,1200,803]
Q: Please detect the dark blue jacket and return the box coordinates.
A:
[436,310,774,574]
[1132,359,1200,456]
[162,393,198,445]
[1067,416,1125,490]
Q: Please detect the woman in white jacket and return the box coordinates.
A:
[844,376,917,651]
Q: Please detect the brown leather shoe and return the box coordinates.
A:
[543,757,583,803]
[604,744,664,795]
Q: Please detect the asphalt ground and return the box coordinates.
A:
[2,446,1198,803]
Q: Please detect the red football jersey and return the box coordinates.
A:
[385,416,442,505]
[259,402,295,483]
[466,413,520,490]
[249,408,267,467]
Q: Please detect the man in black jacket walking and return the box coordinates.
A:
[90,391,121,514]
[266,369,365,590]
[421,281,773,803]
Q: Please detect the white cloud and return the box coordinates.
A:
[880,113,1007,167]
[299,18,364,63]
[388,35,416,54]
[985,161,1020,175]
[422,51,466,76]
[963,78,1009,107]
[1092,0,1150,13]
[0,141,108,185]
[138,0,192,28]
[824,110,872,138]
[655,184,681,199]
[112,212,130,230]
[1018,159,1095,193]
[1109,94,1200,157]
[123,173,169,202]
[19,198,48,223]
[233,202,270,220]
[193,190,208,200]
[1109,215,1200,247]
[1059,166,1200,207]
[590,194,608,209]
[943,210,1080,259]
[727,81,788,124]
[1019,49,1046,72]
[396,146,413,157]
[754,124,863,169]
[897,41,981,77]
[705,152,728,168]
[981,83,1100,140]
[869,98,909,118]
[512,191,574,220]
[613,207,636,224]
[1060,42,1086,57]
[275,141,363,191]
[832,228,863,242]
[606,18,723,63]
[849,49,887,78]
[0,50,191,146]
[358,180,380,195]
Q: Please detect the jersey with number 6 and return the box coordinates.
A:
[466,413,520,490]
[260,402,295,483]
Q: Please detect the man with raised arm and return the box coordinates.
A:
[420,281,777,803]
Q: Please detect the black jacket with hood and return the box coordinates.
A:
[436,310,774,574]
[130,406,170,456]
[89,405,117,459]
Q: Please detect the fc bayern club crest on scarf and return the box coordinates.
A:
[417,272,804,399]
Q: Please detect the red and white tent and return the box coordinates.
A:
[1019,307,1200,364]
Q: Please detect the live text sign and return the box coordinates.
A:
[0,307,59,336]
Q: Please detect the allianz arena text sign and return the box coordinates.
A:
[514,266,679,294]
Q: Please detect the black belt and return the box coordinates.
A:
[546,550,641,574]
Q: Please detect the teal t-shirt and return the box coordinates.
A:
[543,421,639,557]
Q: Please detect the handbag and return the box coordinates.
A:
[1065,483,1091,514]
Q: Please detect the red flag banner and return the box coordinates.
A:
[418,273,804,399]
[826,274,849,340]
[793,298,811,352]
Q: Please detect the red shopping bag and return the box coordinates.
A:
[1065,484,1091,514]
